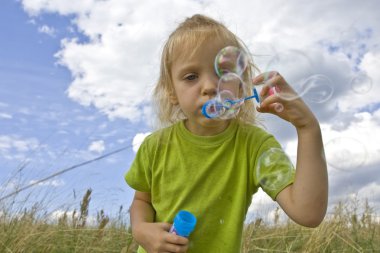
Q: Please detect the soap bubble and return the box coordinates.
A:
[297,74,334,103]
[202,99,225,119]
[218,73,245,98]
[325,137,368,171]
[350,73,373,94]
[255,148,295,192]
[215,73,245,119]
[263,49,313,85]
[214,46,249,77]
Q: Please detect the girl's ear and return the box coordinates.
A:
[169,91,179,105]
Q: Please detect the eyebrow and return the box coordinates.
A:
[174,63,200,77]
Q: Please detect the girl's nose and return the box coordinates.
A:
[202,76,218,97]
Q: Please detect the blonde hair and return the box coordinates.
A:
[153,14,258,128]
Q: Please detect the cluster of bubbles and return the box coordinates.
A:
[202,46,252,119]
[202,45,373,189]
[202,46,340,120]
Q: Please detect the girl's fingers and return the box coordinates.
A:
[257,103,283,114]
[252,71,279,85]
[165,233,189,245]
[159,222,172,232]
[163,234,189,253]
[259,91,282,108]
[259,83,271,97]
[162,243,188,253]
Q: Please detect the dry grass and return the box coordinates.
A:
[1,189,379,252]
[0,189,137,253]
[242,199,380,252]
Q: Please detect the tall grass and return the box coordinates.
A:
[242,199,380,252]
[0,189,137,252]
[1,189,379,252]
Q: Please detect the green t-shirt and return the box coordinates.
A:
[125,120,295,253]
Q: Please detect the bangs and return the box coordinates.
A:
[166,26,240,68]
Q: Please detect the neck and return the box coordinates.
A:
[184,119,231,136]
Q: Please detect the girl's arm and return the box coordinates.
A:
[253,72,328,227]
[130,191,189,252]
[276,120,328,227]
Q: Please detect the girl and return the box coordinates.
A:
[125,14,328,253]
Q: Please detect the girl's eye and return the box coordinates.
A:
[184,74,198,81]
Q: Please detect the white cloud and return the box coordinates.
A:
[132,132,151,153]
[248,188,273,213]
[357,182,380,202]
[20,0,380,217]
[88,140,105,154]
[323,110,380,169]
[337,50,380,112]
[21,0,94,16]
[49,208,98,225]
[0,135,40,160]
[248,188,288,224]
[20,0,380,124]
[38,25,56,36]
[0,112,12,119]
[29,179,65,187]
[22,0,202,122]
[284,109,380,172]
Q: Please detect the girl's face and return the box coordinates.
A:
[170,38,232,136]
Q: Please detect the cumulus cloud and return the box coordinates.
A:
[38,25,56,36]
[29,179,65,187]
[20,0,380,212]
[0,135,40,160]
[132,132,151,153]
[22,0,203,122]
[21,0,380,124]
[283,108,380,210]
[0,112,12,119]
[21,0,93,16]
[49,208,97,225]
[88,140,105,154]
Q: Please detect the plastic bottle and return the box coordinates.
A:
[169,210,197,237]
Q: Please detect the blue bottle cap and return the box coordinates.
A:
[173,210,197,237]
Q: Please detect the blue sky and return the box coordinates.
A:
[0,0,146,215]
[1,0,380,223]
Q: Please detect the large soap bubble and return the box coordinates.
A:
[350,72,373,94]
[255,148,295,192]
[214,46,249,77]
[325,137,368,171]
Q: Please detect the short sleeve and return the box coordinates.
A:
[254,136,295,200]
[125,139,152,193]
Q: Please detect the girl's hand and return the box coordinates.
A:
[133,222,189,253]
[253,71,318,131]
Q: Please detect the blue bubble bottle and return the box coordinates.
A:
[169,210,197,237]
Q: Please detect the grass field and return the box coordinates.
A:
[1,189,379,252]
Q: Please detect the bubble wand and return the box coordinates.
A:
[202,87,260,118]
[202,46,282,119]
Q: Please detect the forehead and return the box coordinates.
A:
[174,38,229,66]
[169,27,239,63]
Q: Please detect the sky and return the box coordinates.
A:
[1,0,380,223]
